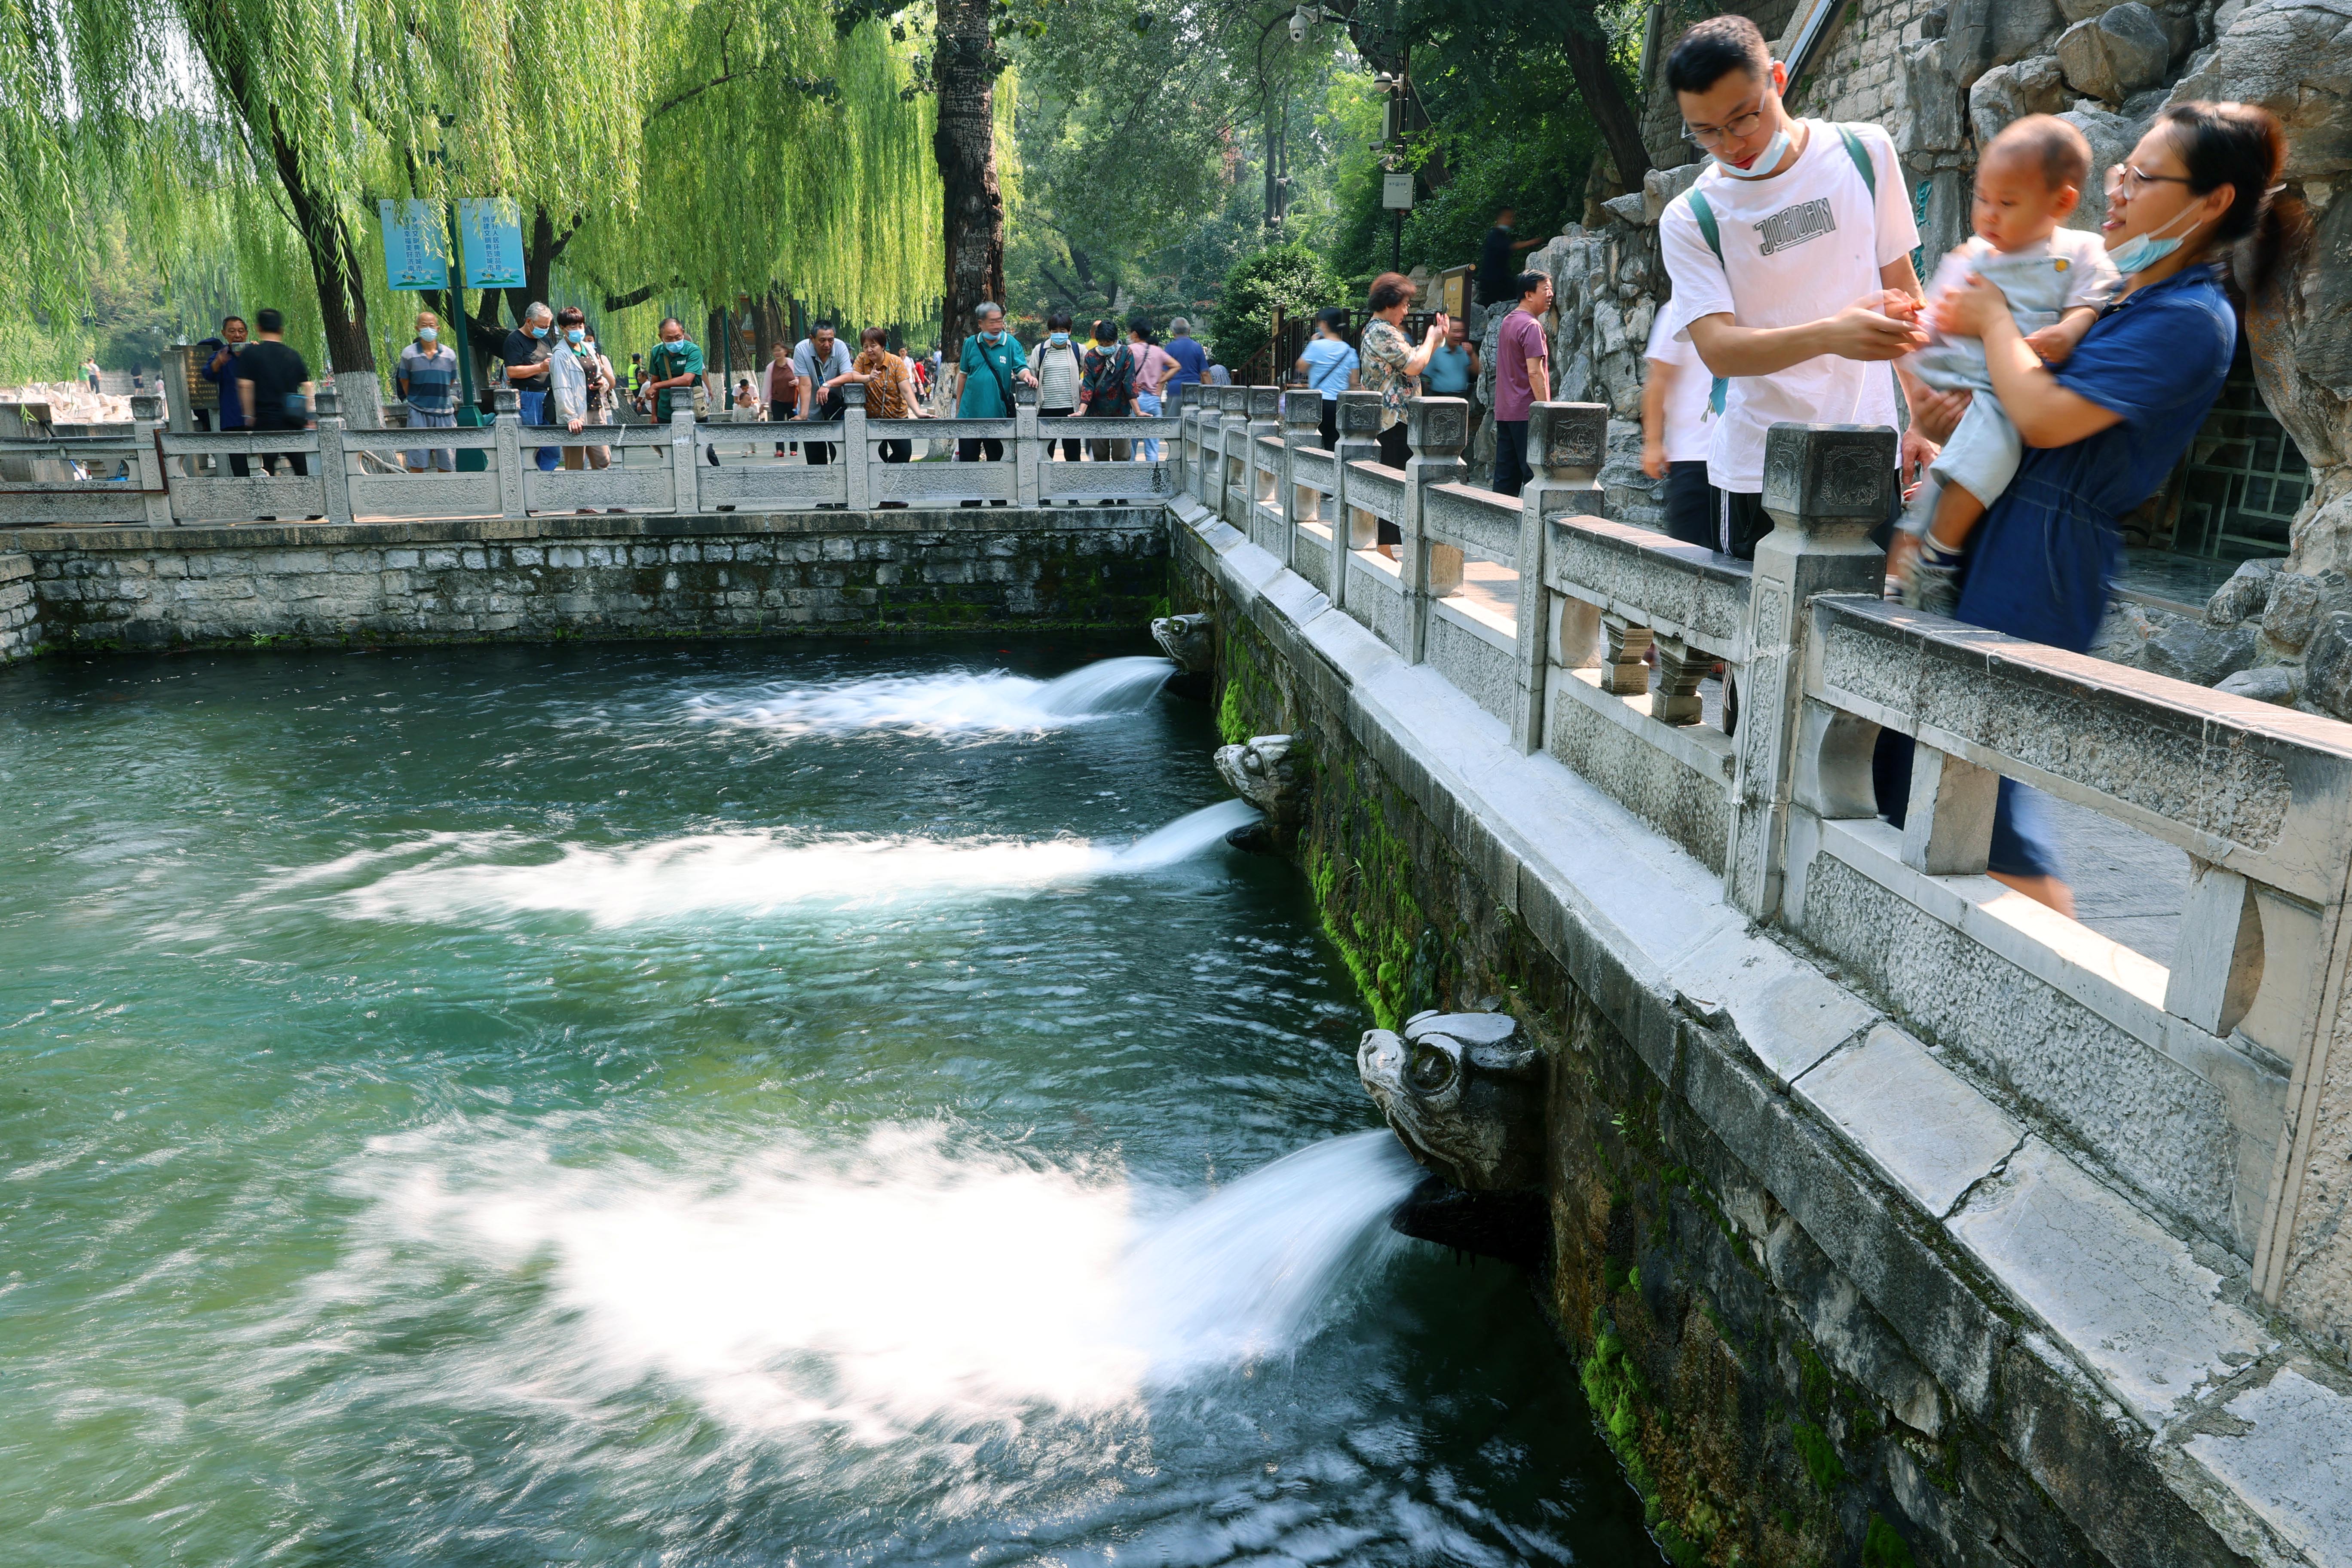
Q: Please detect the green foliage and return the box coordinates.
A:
[1789,1418,1847,1495]
[1863,1512,1918,1568]
[1208,242,1343,367]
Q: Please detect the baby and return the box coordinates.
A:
[1902,115,2121,614]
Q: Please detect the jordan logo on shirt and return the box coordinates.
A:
[1755,198,1837,257]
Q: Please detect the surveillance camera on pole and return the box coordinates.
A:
[1289,6,1308,42]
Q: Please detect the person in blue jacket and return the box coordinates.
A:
[1879,100,2304,915]
[197,315,253,474]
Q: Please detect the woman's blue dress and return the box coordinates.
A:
[1877,261,2239,878]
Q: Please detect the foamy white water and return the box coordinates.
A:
[327,1125,1419,1441]
[315,799,1261,926]
[692,655,1175,739]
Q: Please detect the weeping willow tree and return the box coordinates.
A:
[0,0,940,391]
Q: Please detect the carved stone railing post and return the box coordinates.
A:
[492,388,527,519]
[1329,390,1383,615]
[1516,402,1607,752]
[1601,616,1654,694]
[1279,390,1322,571]
[1219,388,1253,527]
[312,386,353,524]
[1724,423,1893,919]
[128,392,173,527]
[1245,386,1282,550]
[1011,380,1040,508]
[665,395,697,516]
[1402,396,1468,665]
[841,382,871,512]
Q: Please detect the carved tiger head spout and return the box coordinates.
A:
[1356,1010,1545,1193]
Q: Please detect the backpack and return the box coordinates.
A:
[1683,124,1877,419]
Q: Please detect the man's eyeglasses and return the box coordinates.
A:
[1682,103,1766,149]
[2104,163,2195,199]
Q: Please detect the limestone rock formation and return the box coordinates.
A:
[1149,611,1213,673]
[1357,1011,1546,1192]
[2169,0,2352,574]
[1969,54,2071,143]
[2057,2,2175,100]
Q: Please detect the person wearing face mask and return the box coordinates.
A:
[548,306,598,493]
[948,303,1029,506]
[644,316,710,441]
[1027,312,1084,465]
[396,310,461,474]
[502,302,561,473]
[1659,15,1937,560]
[581,330,616,478]
[1868,100,2302,918]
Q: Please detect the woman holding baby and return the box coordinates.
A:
[1884,99,2306,913]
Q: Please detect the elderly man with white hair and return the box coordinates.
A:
[501,301,560,472]
[946,303,1032,508]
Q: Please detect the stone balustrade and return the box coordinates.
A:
[1173,386,2352,1365]
[0,383,1182,529]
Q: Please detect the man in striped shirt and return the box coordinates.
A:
[396,311,462,472]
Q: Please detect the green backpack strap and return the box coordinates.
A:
[1836,123,1877,198]
[1686,190,1730,418]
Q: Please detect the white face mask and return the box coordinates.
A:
[1714,123,1792,180]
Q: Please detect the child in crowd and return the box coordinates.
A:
[1902,114,2120,613]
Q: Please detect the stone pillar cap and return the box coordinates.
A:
[840,381,867,406]
[1279,389,1323,427]
[1530,401,1608,474]
[1246,386,1282,420]
[1335,389,1382,436]
[490,387,520,414]
[1406,395,1468,459]
[1762,422,1898,529]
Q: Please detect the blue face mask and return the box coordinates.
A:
[417,327,437,343]
[2107,202,2204,275]
[529,324,548,339]
[1049,332,1069,346]
[566,328,584,345]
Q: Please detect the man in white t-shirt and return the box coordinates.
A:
[1641,306,1718,548]
[1659,15,1950,558]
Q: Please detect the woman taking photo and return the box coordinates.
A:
[1357,271,1450,553]
[1882,100,2304,915]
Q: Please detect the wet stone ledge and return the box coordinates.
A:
[0,509,1170,652]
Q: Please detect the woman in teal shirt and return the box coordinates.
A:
[951,302,1028,507]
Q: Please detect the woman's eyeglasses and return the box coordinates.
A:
[2104,163,2195,199]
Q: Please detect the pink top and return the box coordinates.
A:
[1129,343,1180,396]
[1494,309,1550,422]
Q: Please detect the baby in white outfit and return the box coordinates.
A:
[1902,115,2121,614]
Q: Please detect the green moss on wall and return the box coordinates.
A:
[1791,1419,1847,1495]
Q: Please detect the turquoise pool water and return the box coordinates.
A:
[0,636,1651,1567]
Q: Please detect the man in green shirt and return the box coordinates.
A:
[645,317,706,423]
[946,302,1031,507]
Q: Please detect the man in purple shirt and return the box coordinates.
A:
[1491,272,1553,497]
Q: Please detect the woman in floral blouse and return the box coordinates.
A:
[854,327,924,506]
[1357,270,1450,553]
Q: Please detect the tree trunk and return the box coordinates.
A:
[933,0,1005,357]
[1563,21,1652,190]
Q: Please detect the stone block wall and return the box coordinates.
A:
[0,553,39,664]
[0,511,1168,653]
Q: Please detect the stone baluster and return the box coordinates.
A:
[128,393,174,527]
[666,395,697,516]
[1328,390,1383,616]
[1402,397,1468,665]
[1515,402,1607,752]
[841,382,871,512]
[1279,390,1322,572]
[1601,616,1654,695]
[491,389,527,518]
[1014,380,1041,508]
[1723,423,1893,920]
[311,386,353,525]
[1653,639,1713,726]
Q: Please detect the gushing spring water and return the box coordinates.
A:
[331,1125,1421,1441]
[688,655,1175,738]
[288,799,1262,926]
